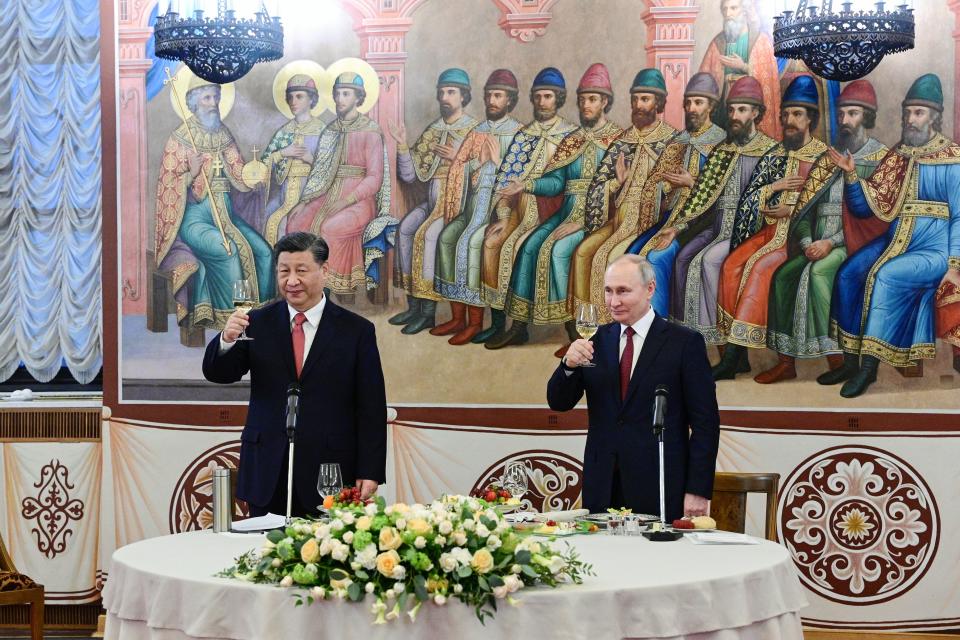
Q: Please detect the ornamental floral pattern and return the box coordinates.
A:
[472,450,583,513]
[20,459,85,559]
[778,445,939,604]
[169,441,249,533]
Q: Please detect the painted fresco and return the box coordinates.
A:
[117,0,960,410]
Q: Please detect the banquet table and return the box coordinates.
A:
[102,530,807,640]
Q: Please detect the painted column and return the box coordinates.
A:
[640,0,700,130]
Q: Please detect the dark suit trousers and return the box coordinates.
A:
[248,454,313,518]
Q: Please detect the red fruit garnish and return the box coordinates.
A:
[545,520,557,527]
[499,490,510,499]
[671,519,694,529]
[484,490,497,502]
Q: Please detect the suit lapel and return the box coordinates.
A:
[299,299,339,381]
[621,314,668,409]
[270,302,298,381]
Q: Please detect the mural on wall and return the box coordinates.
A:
[117,0,960,410]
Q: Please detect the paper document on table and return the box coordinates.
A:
[231,513,285,532]
[686,532,760,545]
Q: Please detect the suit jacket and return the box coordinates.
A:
[202,299,387,509]
[547,314,720,520]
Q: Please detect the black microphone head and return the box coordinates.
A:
[655,384,669,396]
[287,383,301,396]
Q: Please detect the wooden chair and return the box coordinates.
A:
[0,533,43,640]
[145,248,206,348]
[711,472,780,541]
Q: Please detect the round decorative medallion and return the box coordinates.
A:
[169,441,249,533]
[778,445,939,604]
[472,450,583,513]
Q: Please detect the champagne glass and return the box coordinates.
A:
[316,463,343,510]
[232,279,255,341]
[575,303,599,367]
[502,462,529,500]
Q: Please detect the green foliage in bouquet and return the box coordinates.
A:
[218,495,593,623]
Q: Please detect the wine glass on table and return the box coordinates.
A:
[575,303,599,367]
[232,279,255,341]
[502,462,529,501]
[317,463,343,512]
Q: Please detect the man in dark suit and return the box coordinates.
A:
[548,254,719,520]
[203,232,387,517]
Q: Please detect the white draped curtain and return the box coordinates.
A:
[0,0,102,383]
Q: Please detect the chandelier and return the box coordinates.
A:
[774,1,914,81]
[154,1,284,84]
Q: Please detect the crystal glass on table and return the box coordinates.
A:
[501,462,529,503]
[316,463,343,511]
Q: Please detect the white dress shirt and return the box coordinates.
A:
[619,306,656,380]
[219,296,327,372]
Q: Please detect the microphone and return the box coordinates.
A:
[652,385,669,432]
[285,383,301,441]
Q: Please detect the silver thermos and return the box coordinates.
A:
[212,467,233,533]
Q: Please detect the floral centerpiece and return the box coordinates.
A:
[219,495,592,623]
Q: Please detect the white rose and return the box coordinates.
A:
[435,535,446,546]
[261,540,276,550]
[365,502,378,517]
[315,524,331,539]
[311,586,326,600]
[341,512,355,525]
[271,558,281,568]
[511,564,521,574]
[505,574,523,593]
[475,523,490,538]
[414,536,427,549]
[351,561,361,571]
[385,588,395,600]
[385,505,395,516]
[492,585,508,599]
[439,553,457,573]
[330,519,344,531]
[365,582,375,594]
[453,531,468,546]
[434,594,447,605]
[392,565,407,580]
[548,556,566,574]
[280,575,293,588]
[486,534,501,550]
[394,581,405,593]
[331,542,350,562]
[438,520,453,535]
[355,516,372,531]
[395,518,407,531]
[453,584,463,594]
[319,539,332,556]
[462,519,475,531]
[343,531,354,544]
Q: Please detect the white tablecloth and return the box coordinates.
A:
[103,531,807,640]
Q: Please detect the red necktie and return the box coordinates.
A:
[620,326,636,402]
[292,313,307,378]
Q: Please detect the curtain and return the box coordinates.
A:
[0,0,102,383]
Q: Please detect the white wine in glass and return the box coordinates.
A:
[232,279,255,341]
[576,303,598,367]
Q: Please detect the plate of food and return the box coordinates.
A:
[664,516,718,532]
[529,520,601,536]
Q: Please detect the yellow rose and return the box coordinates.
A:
[379,526,402,551]
[330,574,352,590]
[408,518,432,537]
[376,550,401,578]
[356,515,372,531]
[300,538,320,564]
[471,548,494,574]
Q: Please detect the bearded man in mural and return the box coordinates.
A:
[566,69,678,326]
[713,75,829,381]
[759,80,888,385]
[286,72,394,295]
[154,78,274,330]
[621,73,726,323]
[826,74,960,398]
[641,77,776,345]
[431,70,523,345]
[476,68,577,344]
[486,63,623,349]
[259,74,325,245]
[388,69,478,334]
[699,0,781,139]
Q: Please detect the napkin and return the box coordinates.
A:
[231,513,285,532]
[504,511,538,523]
[686,532,760,545]
[536,509,590,523]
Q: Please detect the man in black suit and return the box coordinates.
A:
[547,254,719,520]
[203,232,387,517]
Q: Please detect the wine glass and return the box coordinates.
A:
[316,463,343,510]
[501,462,529,500]
[232,279,255,341]
[575,303,599,367]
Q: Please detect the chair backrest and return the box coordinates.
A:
[711,472,780,541]
[0,532,17,573]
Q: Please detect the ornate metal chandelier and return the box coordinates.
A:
[774,1,914,81]
[154,1,284,84]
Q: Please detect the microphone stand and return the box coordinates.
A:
[643,386,681,542]
[285,384,301,526]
